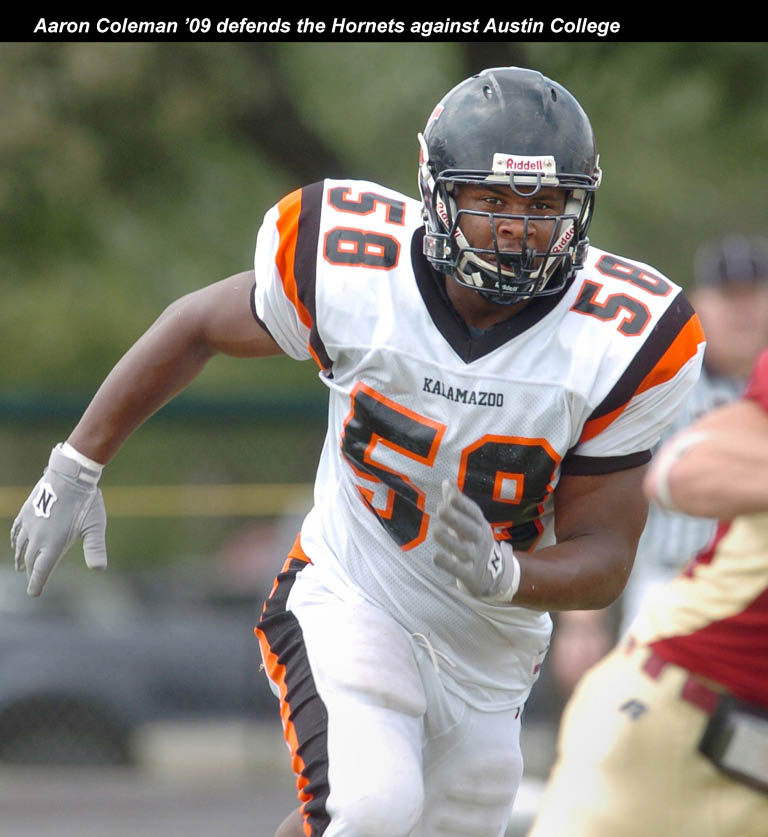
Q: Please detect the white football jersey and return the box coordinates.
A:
[252,179,705,710]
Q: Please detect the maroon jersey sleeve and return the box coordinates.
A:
[745,348,768,412]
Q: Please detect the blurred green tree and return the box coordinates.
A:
[3,42,766,395]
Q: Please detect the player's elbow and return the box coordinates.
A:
[587,568,631,611]
[538,543,634,612]
[155,291,218,360]
[584,542,636,611]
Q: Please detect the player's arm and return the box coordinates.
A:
[11,271,282,596]
[434,465,648,612]
[68,271,281,464]
[519,465,648,611]
[644,398,768,518]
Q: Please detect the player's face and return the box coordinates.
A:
[454,184,568,267]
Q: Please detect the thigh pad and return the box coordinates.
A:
[301,598,427,718]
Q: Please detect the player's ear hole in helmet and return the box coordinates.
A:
[418,67,602,305]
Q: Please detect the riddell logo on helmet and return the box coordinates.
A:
[508,159,543,171]
[436,197,451,229]
[492,154,556,175]
[552,224,575,254]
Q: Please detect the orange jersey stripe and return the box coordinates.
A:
[287,532,313,564]
[274,189,329,372]
[580,311,705,443]
[275,189,313,330]
[579,404,626,443]
[634,311,706,397]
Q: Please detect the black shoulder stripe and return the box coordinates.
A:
[589,293,697,421]
[295,181,333,373]
[561,450,651,476]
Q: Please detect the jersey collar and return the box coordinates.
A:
[412,228,574,363]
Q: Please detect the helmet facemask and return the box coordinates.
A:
[449,187,592,304]
[420,130,598,305]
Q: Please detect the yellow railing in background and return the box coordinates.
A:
[0,484,314,518]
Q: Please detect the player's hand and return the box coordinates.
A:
[433,480,520,603]
[10,445,107,597]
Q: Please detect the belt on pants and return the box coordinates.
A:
[626,637,723,715]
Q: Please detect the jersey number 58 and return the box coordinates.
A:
[341,383,559,552]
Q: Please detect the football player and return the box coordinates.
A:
[11,68,705,836]
[529,347,768,837]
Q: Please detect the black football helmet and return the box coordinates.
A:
[419,67,602,304]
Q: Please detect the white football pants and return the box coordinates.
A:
[256,553,524,836]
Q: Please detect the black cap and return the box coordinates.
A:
[694,235,768,288]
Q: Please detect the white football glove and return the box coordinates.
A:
[10,445,107,597]
[433,480,521,603]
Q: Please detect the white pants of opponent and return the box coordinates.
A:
[529,638,768,837]
[256,551,524,837]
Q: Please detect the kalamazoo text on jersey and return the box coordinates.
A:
[422,378,504,407]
